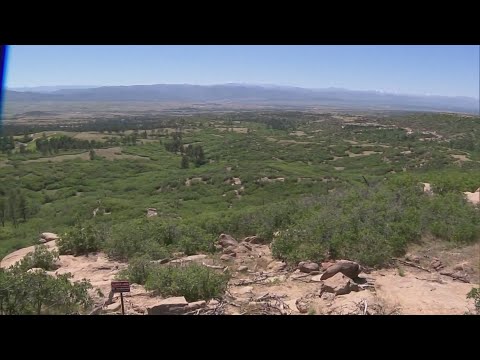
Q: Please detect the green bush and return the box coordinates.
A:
[58,221,108,256]
[145,263,230,302]
[116,255,153,285]
[423,193,480,243]
[0,267,92,315]
[467,287,480,314]
[18,245,60,271]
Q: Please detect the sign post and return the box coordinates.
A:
[111,280,131,315]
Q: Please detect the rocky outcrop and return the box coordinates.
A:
[147,208,158,217]
[217,234,239,248]
[320,260,361,280]
[39,232,59,243]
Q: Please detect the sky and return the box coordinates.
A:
[5,45,480,98]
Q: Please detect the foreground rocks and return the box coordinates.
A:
[39,232,60,244]
[320,260,361,280]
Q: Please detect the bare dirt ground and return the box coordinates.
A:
[2,235,478,315]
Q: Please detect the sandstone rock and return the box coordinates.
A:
[185,301,206,312]
[146,208,158,217]
[105,302,121,312]
[220,254,234,261]
[320,273,360,296]
[321,262,335,271]
[217,234,238,248]
[310,271,321,275]
[311,275,323,282]
[298,261,319,273]
[171,254,208,264]
[237,266,248,272]
[172,252,185,258]
[40,232,59,242]
[320,260,361,280]
[243,236,266,244]
[267,261,287,272]
[38,239,47,244]
[147,297,189,315]
[214,244,223,251]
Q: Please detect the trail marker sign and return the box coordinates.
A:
[111,281,130,315]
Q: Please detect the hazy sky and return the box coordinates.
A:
[5,45,480,98]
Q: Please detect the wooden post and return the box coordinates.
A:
[120,293,125,315]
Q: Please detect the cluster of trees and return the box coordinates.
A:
[35,135,103,155]
[0,189,29,227]
[0,136,15,153]
[164,132,207,168]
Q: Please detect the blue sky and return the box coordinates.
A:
[5,45,480,98]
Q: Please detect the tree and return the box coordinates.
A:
[18,192,28,222]
[7,191,17,227]
[181,155,190,169]
[0,197,5,227]
[89,149,95,160]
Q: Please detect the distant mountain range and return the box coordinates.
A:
[5,84,479,113]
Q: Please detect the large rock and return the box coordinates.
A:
[171,254,208,264]
[320,260,361,280]
[40,232,59,242]
[298,261,319,273]
[217,234,238,248]
[220,254,234,261]
[320,273,360,296]
[147,297,189,315]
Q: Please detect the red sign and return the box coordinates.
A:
[111,281,130,293]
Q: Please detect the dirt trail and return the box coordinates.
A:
[1,238,478,315]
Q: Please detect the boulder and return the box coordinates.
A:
[298,261,319,273]
[320,260,361,280]
[40,232,59,242]
[38,239,47,244]
[311,274,323,282]
[320,273,360,296]
[171,254,208,264]
[146,208,158,217]
[217,234,238,248]
[147,297,189,315]
[237,266,248,272]
[243,236,266,244]
[295,299,309,314]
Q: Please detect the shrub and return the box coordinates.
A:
[0,267,92,315]
[18,245,59,271]
[58,221,108,256]
[116,255,153,285]
[145,263,230,302]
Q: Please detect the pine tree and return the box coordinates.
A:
[18,193,28,222]
[181,155,190,169]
